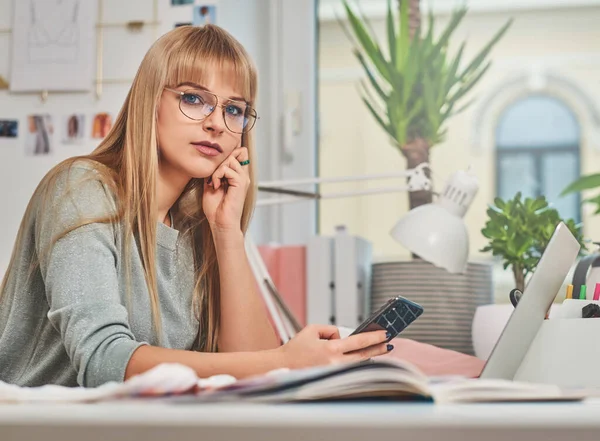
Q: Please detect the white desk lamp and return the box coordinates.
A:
[390,167,479,274]
[247,164,479,343]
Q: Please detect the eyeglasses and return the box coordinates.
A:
[164,87,258,134]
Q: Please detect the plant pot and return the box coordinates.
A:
[370,260,493,355]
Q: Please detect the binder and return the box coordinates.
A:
[306,227,373,329]
[306,235,335,325]
[333,227,372,328]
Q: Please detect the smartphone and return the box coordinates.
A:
[350,296,424,343]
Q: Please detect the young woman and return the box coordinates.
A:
[0,25,391,388]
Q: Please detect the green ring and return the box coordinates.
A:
[239,160,250,166]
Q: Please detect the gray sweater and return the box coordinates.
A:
[0,164,198,388]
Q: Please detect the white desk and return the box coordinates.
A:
[1,400,599,441]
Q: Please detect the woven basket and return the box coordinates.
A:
[371,260,493,355]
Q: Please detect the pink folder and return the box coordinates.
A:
[257,245,306,326]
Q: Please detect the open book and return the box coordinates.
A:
[0,358,584,404]
[180,357,583,404]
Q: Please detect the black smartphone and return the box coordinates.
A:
[350,296,424,343]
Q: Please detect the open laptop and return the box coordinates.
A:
[479,221,581,380]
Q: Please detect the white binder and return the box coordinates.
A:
[306,227,372,329]
[306,235,335,326]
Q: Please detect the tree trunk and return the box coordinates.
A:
[402,137,432,209]
[513,264,525,293]
[399,0,422,39]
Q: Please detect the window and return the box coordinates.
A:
[495,95,581,223]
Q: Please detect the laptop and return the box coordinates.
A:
[479,221,581,380]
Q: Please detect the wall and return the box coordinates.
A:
[0,0,277,277]
[318,4,600,265]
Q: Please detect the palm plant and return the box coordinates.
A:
[341,0,512,209]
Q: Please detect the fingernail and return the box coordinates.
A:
[387,344,394,352]
[385,331,391,339]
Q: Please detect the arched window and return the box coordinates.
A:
[495,95,581,222]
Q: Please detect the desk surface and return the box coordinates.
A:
[2,400,600,441]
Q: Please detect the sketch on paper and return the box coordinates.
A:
[63,114,85,144]
[193,5,217,26]
[0,120,19,138]
[92,113,112,139]
[10,0,97,92]
[29,0,80,63]
[26,114,54,156]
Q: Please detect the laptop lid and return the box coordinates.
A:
[479,221,581,380]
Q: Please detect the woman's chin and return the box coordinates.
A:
[172,163,217,181]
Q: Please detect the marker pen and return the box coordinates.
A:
[580,284,587,300]
[566,284,574,300]
[594,283,600,301]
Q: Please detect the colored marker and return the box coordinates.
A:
[580,284,587,300]
[594,283,600,301]
[566,284,574,299]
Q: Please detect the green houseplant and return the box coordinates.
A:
[481,192,586,292]
[341,0,512,210]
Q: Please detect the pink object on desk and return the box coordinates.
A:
[258,245,307,326]
[377,338,485,378]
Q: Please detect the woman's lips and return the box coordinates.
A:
[192,141,222,157]
[193,144,221,156]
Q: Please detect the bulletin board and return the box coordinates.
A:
[0,0,220,276]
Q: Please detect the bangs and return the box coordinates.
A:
[164,26,256,105]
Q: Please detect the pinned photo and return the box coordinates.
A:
[0,120,18,138]
[63,114,85,144]
[26,114,54,156]
[193,5,216,26]
[92,113,113,139]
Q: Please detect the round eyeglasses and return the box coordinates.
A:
[164,87,258,134]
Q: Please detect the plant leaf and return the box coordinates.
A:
[386,0,396,66]
[354,50,388,101]
[396,0,410,71]
[361,96,393,138]
[342,0,392,83]
[451,61,492,103]
[561,173,600,196]
[459,18,512,79]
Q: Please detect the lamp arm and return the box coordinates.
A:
[258,163,431,189]
[256,163,432,207]
[256,185,419,207]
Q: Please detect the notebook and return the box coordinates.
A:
[175,357,583,404]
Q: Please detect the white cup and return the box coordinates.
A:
[471,304,514,360]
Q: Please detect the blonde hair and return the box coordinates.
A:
[0,25,258,352]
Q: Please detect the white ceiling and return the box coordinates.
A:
[319,0,600,21]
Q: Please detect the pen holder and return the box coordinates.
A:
[551,299,600,319]
[514,309,600,389]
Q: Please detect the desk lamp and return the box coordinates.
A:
[249,164,478,342]
[390,167,479,274]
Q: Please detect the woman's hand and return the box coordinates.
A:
[277,325,391,370]
[203,147,251,235]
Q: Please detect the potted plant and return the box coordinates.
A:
[340,0,512,210]
[481,192,586,292]
[338,0,512,355]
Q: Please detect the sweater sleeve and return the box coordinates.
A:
[35,165,147,387]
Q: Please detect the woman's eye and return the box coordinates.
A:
[225,104,244,116]
[182,93,203,105]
